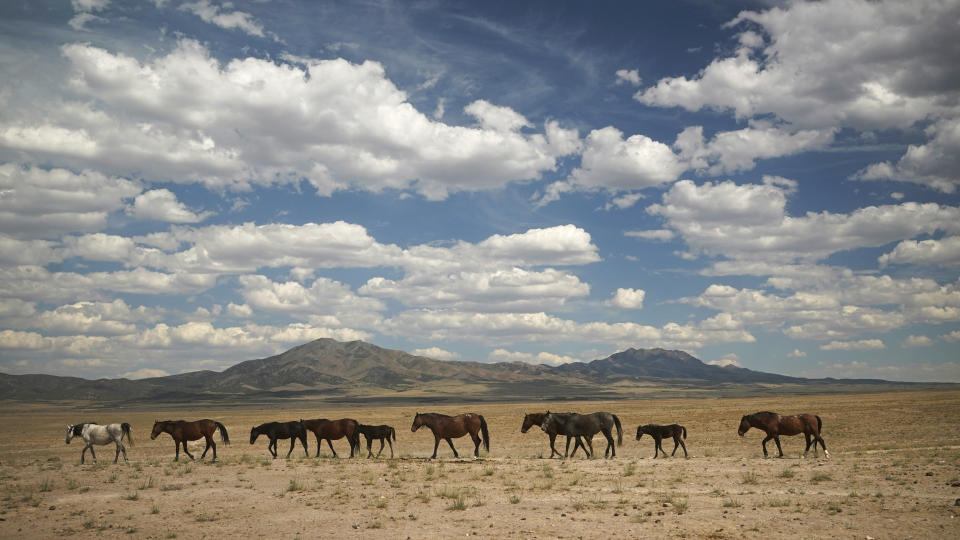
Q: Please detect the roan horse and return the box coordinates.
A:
[520,412,587,458]
[301,418,360,458]
[636,424,688,458]
[541,412,623,458]
[150,419,230,461]
[738,411,829,458]
[65,422,133,464]
[411,412,489,459]
[357,424,397,458]
[250,421,308,459]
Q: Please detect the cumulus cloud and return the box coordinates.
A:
[615,69,641,86]
[820,339,885,351]
[707,353,740,367]
[606,288,645,310]
[675,123,835,176]
[128,189,211,223]
[563,126,685,193]
[637,0,960,131]
[0,40,579,199]
[855,119,960,193]
[902,335,933,348]
[411,347,460,361]
[487,348,582,365]
[787,349,806,358]
[879,236,960,268]
[0,164,141,239]
[180,0,270,38]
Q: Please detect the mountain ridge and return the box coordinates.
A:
[0,338,933,403]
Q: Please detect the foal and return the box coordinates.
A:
[357,424,396,458]
[636,424,688,458]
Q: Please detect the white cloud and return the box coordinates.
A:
[675,123,835,176]
[179,0,268,38]
[902,335,933,348]
[0,164,141,239]
[707,353,740,367]
[820,339,885,351]
[637,0,960,131]
[615,69,641,86]
[119,367,169,379]
[787,349,806,358]
[606,288,645,310]
[649,179,960,263]
[943,330,960,342]
[237,275,385,327]
[624,229,675,241]
[411,347,460,361]
[0,40,579,199]
[487,348,581,365]
[855,119,960,193]
[128,189,211,223]
[564,126,684,194]
[879,236,960,268]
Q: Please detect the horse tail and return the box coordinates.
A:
[612,414,623,446]
[390,427,396,442]
[122,422,133,446]
[681,425,687,439]
[815,415,823,435]
[351,422,361,452]
[479,415,490,452]
[215,421,230,445]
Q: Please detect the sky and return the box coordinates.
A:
[0,0,959,383]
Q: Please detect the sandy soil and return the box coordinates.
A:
[0,390,958,539]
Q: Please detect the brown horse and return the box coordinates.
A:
[411,412,489,459]
[301,418,360,458]
[150,419,230,461]
[520,412,586,458]
[636,424,687,458]
[738,411,829,458]
[357,424,397,458]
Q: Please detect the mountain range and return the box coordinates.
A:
[0,338,937,404]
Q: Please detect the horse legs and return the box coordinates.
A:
[173,440,180,461]
[547,433,560,458]
[326,438,338,458]
[761,435,772,457]
[585,435,595,458]
[773,436,784,458]
[268,438,277,459]
[803,433,814,457]
[313,435,322,457]
[286,437,296,458]
[571,436,590,459]
[365,435,374,458]
[602,429,616,458]
[115,441,128,463]
[182,440,195,460]
[445,438,459,458]
[200,435,215,461]
[816,434,829,458]
[81,444,95,464]
[376,438,385,458]
[673,436,688,458]
[386,437,394,459]
[470,431,481,458]
[431,435,440,459]
[652,436,662,458]
[564,435,572,458]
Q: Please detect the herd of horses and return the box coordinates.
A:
[63,410,829,463]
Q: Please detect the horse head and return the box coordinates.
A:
[636,425,647,440]
[65,424,75,444]
[411,413,422,432]
[737,415,751,436]
[150,420,164,440]
[249,426,260,444]
[520,413,536,433]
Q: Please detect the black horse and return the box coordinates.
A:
[521,412,588,458]
[357,424,396,458]
[541,411,622,458]
[249,421,308,459]
[636,424,688,458]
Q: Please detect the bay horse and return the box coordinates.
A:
[65,422,133,464]
[738,411,829,458]
[150,419,230,461]
[411,412,489,459]
[520,412,587,458]
[541,412,622,458]
[250,421,308,459]
[301,418,360,458]
[357,424,397,458]
[636,424,688,458]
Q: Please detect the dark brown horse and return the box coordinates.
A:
[411,412,489,459]
[357,424,396,458]
[250,421,308,459]
[301,418,360,458]
[520,412,587,458]
[636,424,688,458]
[738,411,829,458]
[150,419,230,461]
[541,411,622,458]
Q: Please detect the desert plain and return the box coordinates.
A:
[0,390,958,539]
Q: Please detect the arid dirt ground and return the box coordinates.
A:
[1,390,958,539]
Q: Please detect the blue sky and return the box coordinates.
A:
[1,0,958,382]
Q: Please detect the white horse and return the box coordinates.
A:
[65,422,133,464]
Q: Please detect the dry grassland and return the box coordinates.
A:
[1,390,959,539]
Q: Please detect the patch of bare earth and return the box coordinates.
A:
[0,390,958,538]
